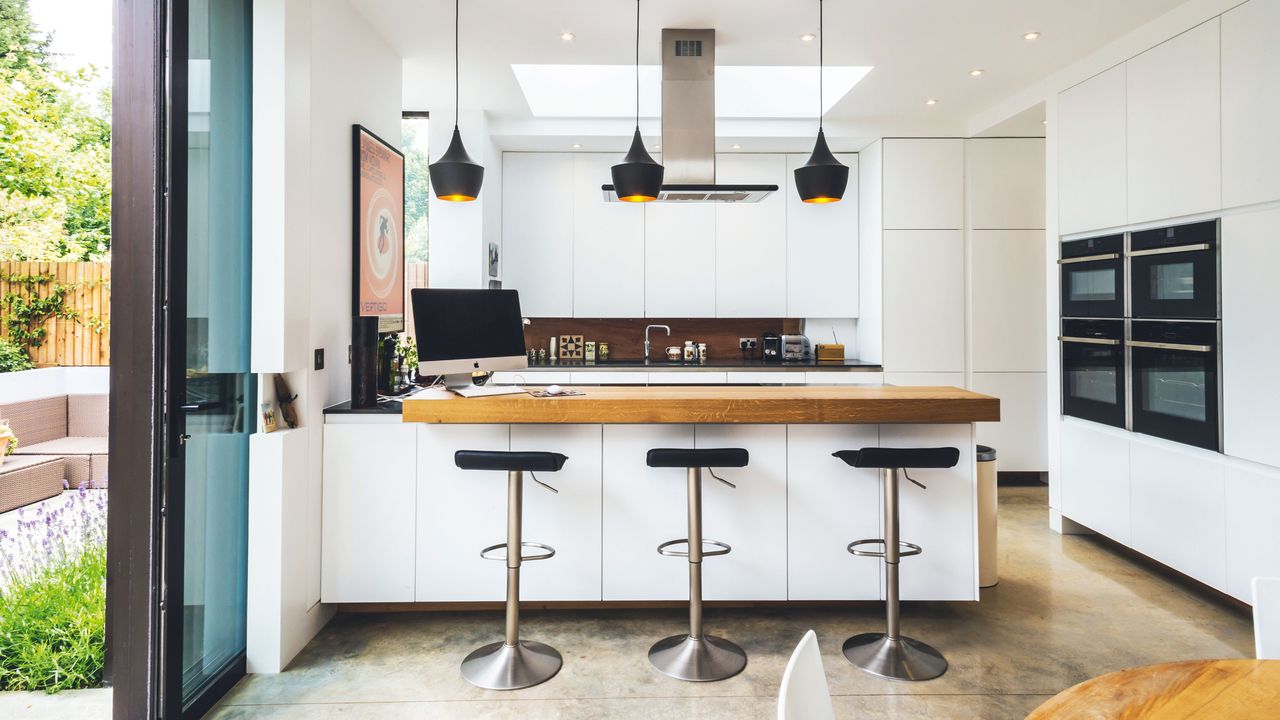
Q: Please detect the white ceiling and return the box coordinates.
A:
[351,0,1187,150]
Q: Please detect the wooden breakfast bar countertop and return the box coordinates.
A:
[401,385,1000,425]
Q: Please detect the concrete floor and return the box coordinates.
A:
[207,486,1253,719]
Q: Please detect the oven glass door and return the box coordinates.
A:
[1061,256,1124,318]
[1061,338,1125,428]
[1130,328,1220,451]
[1130,246,1217,319]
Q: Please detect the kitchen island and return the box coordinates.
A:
[322,385,998,606]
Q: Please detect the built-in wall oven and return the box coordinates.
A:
[1129,220,1219,319]
[1059,234,1125,318]
[1129,320,1221,452]
[1060,319,1126,429]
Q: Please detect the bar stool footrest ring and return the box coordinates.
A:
[657,538,731,558]
[480,541,556,563]
[847,538,922,558]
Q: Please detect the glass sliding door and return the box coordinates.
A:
[161,0,254,716]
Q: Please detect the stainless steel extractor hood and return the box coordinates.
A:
[603,29,777,203]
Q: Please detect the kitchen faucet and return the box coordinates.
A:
[644,324,671,362]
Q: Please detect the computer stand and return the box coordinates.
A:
[443,374,527,398]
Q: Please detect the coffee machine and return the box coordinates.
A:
[762,332,783,363]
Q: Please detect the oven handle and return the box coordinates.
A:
[1058,336,1121,346]
[1126,340,1214,353]
[1126,243,1211,258]
[1057,253,1120,265]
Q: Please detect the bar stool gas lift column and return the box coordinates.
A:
[454,450,568,690]
[833,446,960,682]
[645,447,750,682]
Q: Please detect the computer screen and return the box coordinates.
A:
[411,289,527,376]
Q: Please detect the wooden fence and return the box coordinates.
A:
[404,261,428,341]
[0,261,110,367]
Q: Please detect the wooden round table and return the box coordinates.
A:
[1027,659,1280,719]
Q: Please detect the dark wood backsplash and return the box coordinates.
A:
[523,318,802,361]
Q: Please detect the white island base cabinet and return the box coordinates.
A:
[322,420,980,604]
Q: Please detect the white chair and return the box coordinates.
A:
[1254,577,1280,660]
[778,630,835,720]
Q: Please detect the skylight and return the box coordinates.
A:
[511,64,872,119]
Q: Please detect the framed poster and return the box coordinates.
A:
[352,124,405,333]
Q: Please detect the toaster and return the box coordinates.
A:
[782,334,813,362]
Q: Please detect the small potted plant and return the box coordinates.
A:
[0,419,17,465]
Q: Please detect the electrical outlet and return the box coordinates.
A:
[739,337,757,350]
[314,348,325,370]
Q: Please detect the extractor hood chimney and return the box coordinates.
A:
[603,29,778,203]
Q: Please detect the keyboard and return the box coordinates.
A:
[452,384,529,398]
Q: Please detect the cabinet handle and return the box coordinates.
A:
[1058,253,1120,265]
[1126,243,1211,258]
[1058,336,1120,346]
[1126,340,1213,353]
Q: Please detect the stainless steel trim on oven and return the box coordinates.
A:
[1126,340,1212,353]
[1057,253,1121,265]
[1126,243,1211,258]
[1058,336,1121,345]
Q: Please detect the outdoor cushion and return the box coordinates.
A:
[13,436,109,456]
[67,394,109,437]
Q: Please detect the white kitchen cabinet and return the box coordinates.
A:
[715,154,787,317]
[647,371,728,385]
[805,371,885,385]
[602,424,695,600]
[569,371,649,385]
[1060,419,1131,544]
[726,371,806,385]
[1222,209,1280,467]
[1225,461,1280,602]
[502,153,574,316]
[1222,0,1280,209]
[881,424,977,601]
[321,423,417,602]
[1129,438,1226,592]
[510,425,603,601]
[971,230,1046,372]
[573,154,645,317]
[697,425,789,600]
[490,370,573,385]
[645,203,716,317]
[966,138,1046,230]
[881,230,964,373]
[882,139,964,230]
[1058,65,1127,235]
[970,372,1047,472]
[884,372,964,388]
[786,152,860,317]
[787,424,881,600]
[416,424,510,601]
[1126,19,1221,224]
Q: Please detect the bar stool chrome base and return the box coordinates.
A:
[461,640,563,691]
[648,634,747,682]
[842,632,947,682]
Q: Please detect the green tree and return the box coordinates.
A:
[402,117,430,263]
[0,0,110,261]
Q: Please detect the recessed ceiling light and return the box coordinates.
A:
[800,32,816,43]
[969,69,984,77]
[570,143,582,149]
[731,143,743,149]
[560,31,575,41]
[1042,120,1048,125]
[1023,31,1041,40]
[653,144,660,151]
[925,98,938,106]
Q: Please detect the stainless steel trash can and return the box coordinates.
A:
[977,445,998,588]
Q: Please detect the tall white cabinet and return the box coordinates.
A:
[501,153,574,316]
[715,154,787,317]
[1058,65,1127,235]
[572,154,645,317]
[786,153,859,318]
[1221,0,1280,209]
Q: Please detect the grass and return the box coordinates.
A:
[0,487,107,692]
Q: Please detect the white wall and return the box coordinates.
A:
[249,0,402,673]
[0,367,108,402]
[427,110,498,289]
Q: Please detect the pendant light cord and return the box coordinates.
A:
[454,0,460,127]
[634,0,640,126]
[818,0,824,132]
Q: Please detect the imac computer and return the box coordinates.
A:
[411,288,529,397]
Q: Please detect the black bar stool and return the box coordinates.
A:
[832,446,960,682]
[454,450,568,690]
[645,447,749,682]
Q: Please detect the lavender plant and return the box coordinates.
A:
[0,484,107,692]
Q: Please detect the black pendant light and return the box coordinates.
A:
[429,0,484,202]
[794,0,848,204]
[610,0,663,202]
